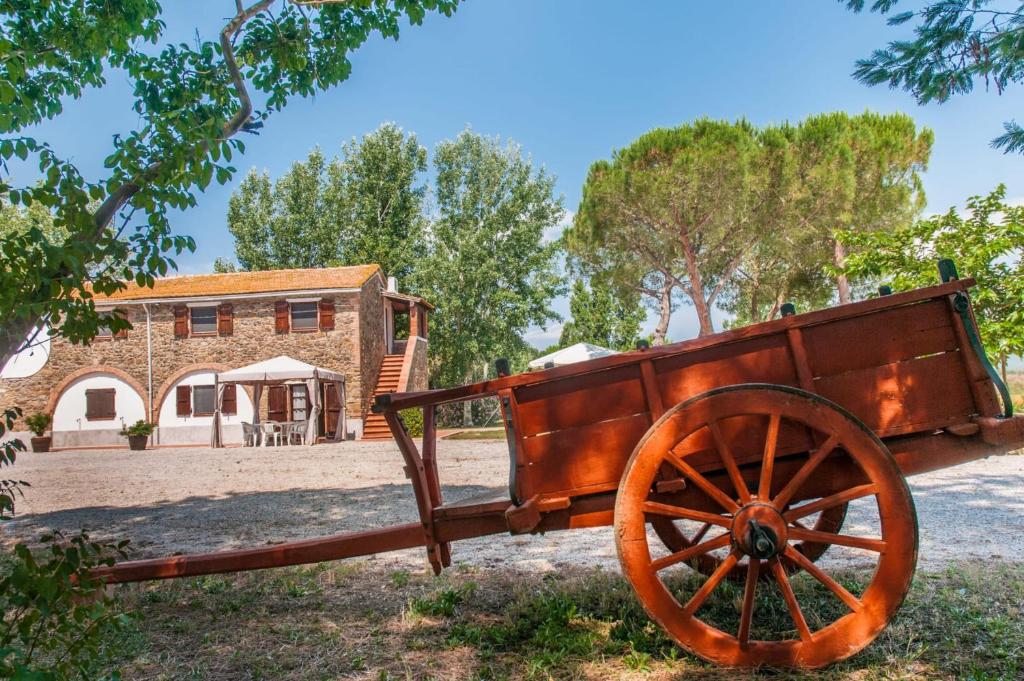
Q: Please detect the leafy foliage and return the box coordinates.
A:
[399,408,424,438]
[119,420,154,437]
[413,130,564,387]
[0,406,27,520]
[843,0,1024,152]
[567,113,930,338]
[0,0,460,368]
[0,531,132,680]
[226,124,428,281]
[840,185,1024,364]
[23,413,49,438]
[567,119,780,340]
[559,278,644,351]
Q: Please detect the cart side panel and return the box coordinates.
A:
[514,364,647,437]
[513,333,799,499]
[814,351,976,436]
[801,298,979,437]
[653,334,797,408]
[801,298,958,377]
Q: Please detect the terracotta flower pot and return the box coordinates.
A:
[127,434,149,451]
[30,435,51,453]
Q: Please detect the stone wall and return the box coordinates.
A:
[0,291,370,431]
[358,276,386,419]
[405,336,429,392]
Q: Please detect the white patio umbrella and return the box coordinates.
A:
[527,342,618,370]
[212,356,346,447]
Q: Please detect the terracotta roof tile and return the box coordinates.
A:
[94,264,381,301]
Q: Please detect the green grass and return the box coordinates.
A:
[444,428,507,441]
[90,560,1024,680]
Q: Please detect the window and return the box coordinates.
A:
[192,385,216,416]
[190,306,218,335]
[85,388,116,421]
[290,302,318,331]
[290,384,308,421]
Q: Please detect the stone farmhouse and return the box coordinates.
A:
[0,265,430,448]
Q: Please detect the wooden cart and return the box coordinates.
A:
[97,263,1024,668]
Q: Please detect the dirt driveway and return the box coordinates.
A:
[2,440,1023,571]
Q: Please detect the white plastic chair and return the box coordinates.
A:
[241,422,260,447]
[260,422,283,447]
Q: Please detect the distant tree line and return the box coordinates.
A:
[221,124,563,388]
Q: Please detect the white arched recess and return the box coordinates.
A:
[52,372,146,448]
[157,369,254,445]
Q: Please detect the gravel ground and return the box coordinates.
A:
[2,440,1022,572]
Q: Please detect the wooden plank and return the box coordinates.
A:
[786,328,815,391]
[94,523,426,583]
[655,334,797,408]
[514,364,645,436]
[520,412,652,497]
[802,299,957,377]
[640,360,665,420]
[814,350,975,437]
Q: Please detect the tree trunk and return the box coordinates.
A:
[833,239,852,305]
[679,227,715,336]
[652,281,673,346]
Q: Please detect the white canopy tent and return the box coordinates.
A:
[527,342,618,370]
[211,356,346,447]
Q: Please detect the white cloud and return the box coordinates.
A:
[543,210,574,244]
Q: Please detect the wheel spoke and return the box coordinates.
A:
[650,533,731,572]
[784,547,862,613]
[664,451,740,513]
[643,501,731,527]
[707,420,751,504]
[784,483,877,522]
[772,434,841,509]
[758,413,781,499]
[769,558,813,642]
[737,557,760,647]
[788,526,886,553]
[690,522,712,545]
[681,550,741,618]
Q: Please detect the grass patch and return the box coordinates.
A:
[97,560,1024,680]
[444,428,507,441]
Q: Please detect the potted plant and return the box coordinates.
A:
[25,413,51,453]
[120,420,155,451]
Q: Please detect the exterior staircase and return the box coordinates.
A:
[361,354,405,440]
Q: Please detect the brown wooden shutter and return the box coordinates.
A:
[218,303,234,336]
[173,305,189,338]
[221,384,237,415]
[176,385,192,417]
[268,386,287,422]
[85,389,116,420]
[274,301,289,334]
[318,300,335,331]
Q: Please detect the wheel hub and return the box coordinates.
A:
[732,503,787,559]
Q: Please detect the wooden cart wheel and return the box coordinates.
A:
[650,496,848,580]
[615,384,918,668]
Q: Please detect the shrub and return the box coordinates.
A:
[0,531,132,679]
[119,420,155,437]
[400,408,424,438]
[24,413,50,437]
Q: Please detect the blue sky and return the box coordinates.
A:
[18,1,1024,346]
